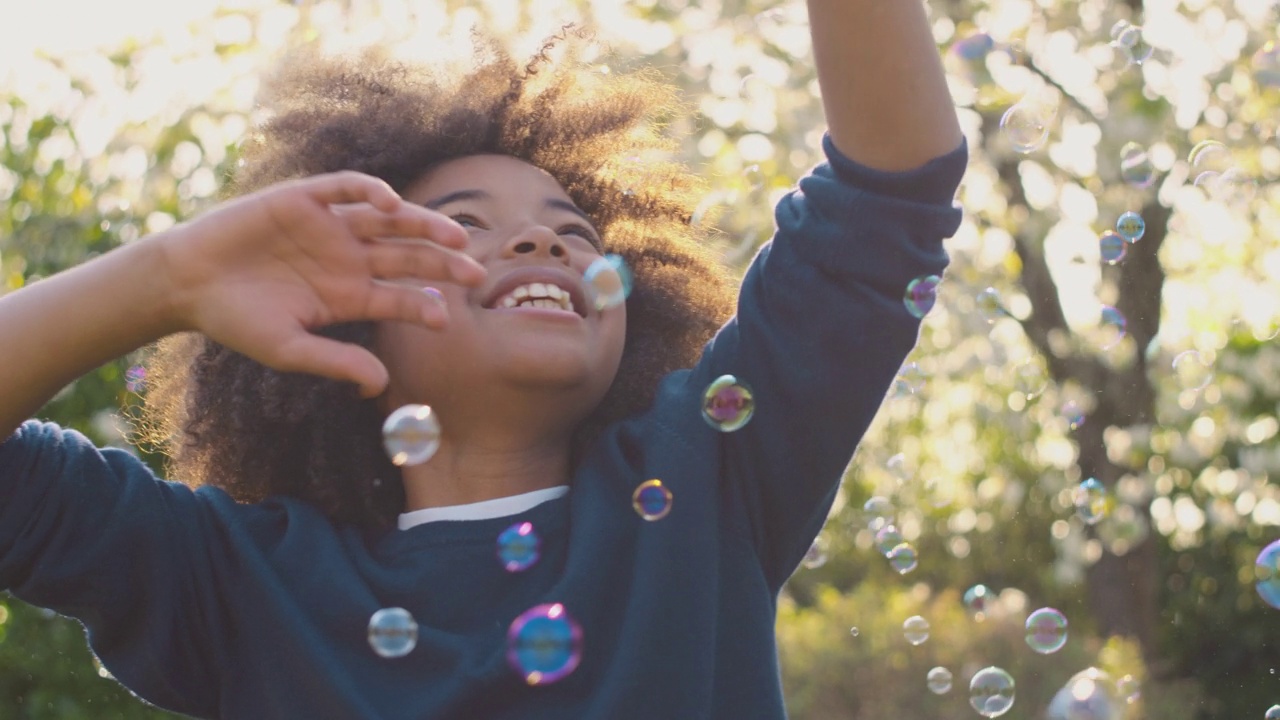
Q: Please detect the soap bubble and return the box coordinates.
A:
[894,362,928,396]
[583,254,632,311]
[952,31,995,60]
[1255,539,1280,610]
[863,496,895,530]
[383,405,442,467]
[702,375,755,431]
[903,615,931,645]
[802,535,829,569]
[904,275,941,318]
[849,626,860,637]
[928,666,953,694]
[1119,143,1154,187]
[1109,20,1131,41]
[888,544,919,574]
[1115,675,1141,704]
[1024,607,1069,654]
[1046,668,1120,720]
[1014,358,1049,400]
[1062,400,1085,430]
[367,607,419,659]
[1098,306,1127,350]
[125,365,147,393]
[1074,478,1109,524]
[632,479,673,521]
[1115,25,1153,64]
[976,287,1007,323]
[964,584,994,616]
[875,524,906,555]
[1266,705,1280,720]
[886,453,910,480]
[744,164,765,191]
[1099,231,1127,264]
[1172,350,1213,391]
[507,603,583,685]
[970,667,1016,717]
[1189,140,1232,174]
[1001,101,1051,153]
[497,522,541,572]
[1115,212,1145,242]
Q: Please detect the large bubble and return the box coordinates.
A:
[928,666,953,694]
[903,615,931,645]
[367,607,419,659]
[969,666,1016,717]
[382,405,442,467]
[1255,539,1280,610]
[702,375,755,431]
[1046,668,1120,720]
[905,275,942,318]
[1024,607,1069,654]
[507,603,583,685]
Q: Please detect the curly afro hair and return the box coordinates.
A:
[135,26,738,534]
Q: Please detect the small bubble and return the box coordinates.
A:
[1098,232,1127,265]
[701,375,755,431]
[849,626,860,637]
[497,522,541,572]
[1115,212,1146,242]
[893,362,927,397]
[802,535,829,569]
[1098,306,1128,350]
[904,275,941,318]
[1024,607,1069,654]
[1119,142,1154,187]
[1001,101,1051,153]
[1172,350,1213,391]
[744,164,765,191]
[888,543,919,574]
[903,615,931,645]
[1256,42,1280,87]
[125,365,147,393]
[1115,25,1153,64]
[632,479,673,521]
[863,496,895,529]
[1014,358,1049,400]
[507,603,582,685]
[1061,400,1085,430]
[367,607,419,658]
[382,405,442,467]
[886,453,909,480]
[951,31,995,60]
[1189,140,1232,173]
[964,584,993,616]
[875,524,906,556]
[1109,20,1131,41]
[976,287,1007,323]
[1074,478,1109,525]
[583,254,632,311]
[1255,539,1280,610]
[970,667,1016,718]
[928,666,953,694]
[1115,674,1141,704]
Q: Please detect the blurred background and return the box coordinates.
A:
[1,0,1278,717]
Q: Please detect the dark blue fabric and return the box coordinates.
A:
[0,134,966,720]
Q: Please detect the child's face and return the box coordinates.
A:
[374,154,627,435]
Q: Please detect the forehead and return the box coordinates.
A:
[406,154,569,200]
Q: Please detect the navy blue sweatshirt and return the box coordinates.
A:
[0,134,965,719]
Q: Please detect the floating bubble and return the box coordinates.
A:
[367,607,419,659]
[583,254,632,311]
[952,31,995,60]
[1024,607,1069,654]
[701,375,755,431]
[632,479,673,521]
[1255,539,1280,610]
[1001,101,1051,153]
[1046,668,1119,720]
[928,666,954,694]
[1115,25,1153,64]
[1266,705,1280,720]
[1062,400,1085,430]
[125,365,147,393]
[744,164,765,191]
[904,275,941,318]
[1115,675,1141,704]
[802,535,829,569]
[507,603,583,685]
[888,544,919,574]
[1098,306,1127,350]
[1097,231,1126,265]
[863,496,895,529]
[1014,358,1049,400]
[964,584,994,616]
[1115,212,1145,243]
[886,453,910,480]
[849,626,860,637]
[875,524,906,556]
[1119,142,1154,188]
[1172,350,1213,391]
[976,287,1006,323]
[970,667,1016,718]
[1109,20,1131,41]
[1203,166,1257,205]
[894,362,928,396]
[497,522,541,572]
[1189,140,1232,174]
[903,615,931,645]
[382,405,442,467]
[1074,478,1109,525]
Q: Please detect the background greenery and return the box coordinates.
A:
[1,0,1278,717]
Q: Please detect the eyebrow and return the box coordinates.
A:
[424,189,598,229]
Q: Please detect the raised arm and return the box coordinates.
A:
[807,0,963,171]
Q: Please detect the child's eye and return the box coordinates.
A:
[561,225,603,250]
[451,214,482,228]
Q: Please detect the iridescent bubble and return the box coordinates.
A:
[1266,705,1280,720]
[1109,20,1131,42]
[1115,675,1141,704]
[1001,101,1051,153]
[497,521,541,572]
[507,603,583,685]
[1099,306,1128,350]
[1074,478,1109,525]
[382,404,442,467]
[976,287,1007,323]
[970,667,1016,718]
[886,453,909,480]
[894,362,928,396]
[125,365,147,393]
[583,254,632,311]
[1189,140,1232,174]
[888,543,919,574]
[1024,607,1069,654]
[849,626,860,637]
[952,31,995,60]
[904,275,941,318]
[744,164,765,191]
[1099,231,1127,264]
[903,615,930,645]
[928,666,954,694]
[701,375,755,432]
[367,607,419,659]
[964,584,994,616]
[1255,538,1280,610]
[1062,400,1085,430]
[1172,350,1213,391]
[1014,358,1049,400]
[1116,25,1153,64]
[1046,668,1119,720]
[875,524,906,556]
[863,496,895,529]
[1119,142,1154,188]
[802,535,829,570]
[632,479,673,521]
[1115,212,1145,243]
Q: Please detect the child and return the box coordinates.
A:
[0,3,964,718]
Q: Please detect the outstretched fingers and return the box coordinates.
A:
[365,240,486,287]
[335,202,470,250]
[300,171,404,213]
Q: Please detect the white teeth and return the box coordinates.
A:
[529,283,548,298]
[512,286,530,300]
[494,282,576,313]
[502,296,518,308]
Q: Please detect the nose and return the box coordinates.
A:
[503,225,570,261]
